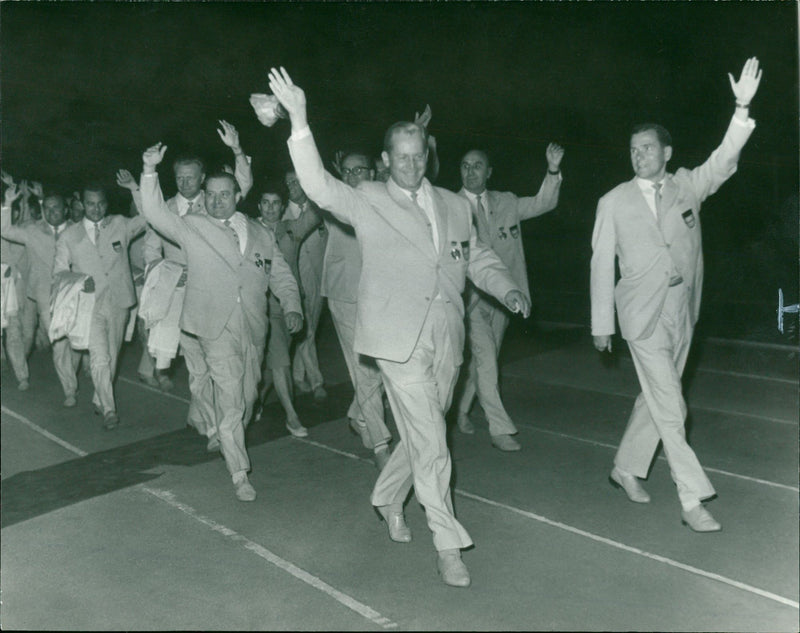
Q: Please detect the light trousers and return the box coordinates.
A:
[37,301,80,397]
[292,279,324,390]
[328,298,390,448]
[458,298,517,436]
[88,291,129,415]
[615,284,715,509]
[371,299,472,552]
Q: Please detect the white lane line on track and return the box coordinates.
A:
[297,438,800,611]
[454,489,800,610]
[504,374,798,426]
[517,424,800,493]
[142,486,398,629]
[1,405,88,457]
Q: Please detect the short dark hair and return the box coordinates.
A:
[203,171,240,194]
[173,155,205,173]
[259,179,286,203]
[461,149,491,168]
[82,182,107,200]
[42,192,66,206]
[383,121,428,153]
[631,123,673,147]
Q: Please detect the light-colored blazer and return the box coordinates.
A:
[321,216,361,303]
[590,115,755,341]
[1,207,71,306]
[139,173,301,347]
[288,130,520,365]
[53,215,147,309]
[141,193,203,268]
[459,175,561,303]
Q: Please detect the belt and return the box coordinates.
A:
[668,275,684,287]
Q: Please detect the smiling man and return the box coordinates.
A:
[590,57,762,533]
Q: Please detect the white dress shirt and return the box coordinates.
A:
[82,218,102,245]
[217,211,248,254]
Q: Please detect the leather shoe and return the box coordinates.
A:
[437,550,471,588]
[349,417,373,449]
[457,413,475,435]
[312,386,328,402]
[377,505,411,543]
[609,467,650,503]
[156,374,174,392]
[681,505,722,533]
[63,395,77,408]
[234,477,256,502]
[286,419,309,438]
[491,434,521,452]
[18,379,30,391]
[138,373,160,388]
[103,411,120,430]
[374,446,391,472]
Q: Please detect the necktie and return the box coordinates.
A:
[185,200,193,215]
[224,219,240,253]
[93,222,100,245]
[476,193,488,221]
[652,182,662,218]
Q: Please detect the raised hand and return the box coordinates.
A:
[267,67,307,128]
[504,289,531,318]
[728,57,762,105]
[217,119,242,152]
[427,134,438,152]
[414,104,433,129]
[331,150,345,177]
[3,182,21,207]
[142,142,168,172]
[0,170,14,188]
[29,181,44,199]
[19,180,30,199]
[546,143,565,173]
[115,169,138,191]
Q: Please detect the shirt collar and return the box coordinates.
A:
[636,177,665,194]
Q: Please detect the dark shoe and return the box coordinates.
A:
[312,386,328,402]
[294,378,312,394]
[138,373,160,388]
[18,379,30,391]
[103,411,119,430]
[681,505,722,533]
[609,467,650,503]
[491,434,521,452]
[437,550,471,588]
[377,505,411,543]
[156,374,174,392]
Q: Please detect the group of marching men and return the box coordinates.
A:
[1,57,762,587]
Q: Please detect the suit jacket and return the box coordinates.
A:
[53,214,147,309]
[286,199,327,293]
[141,193,203,267]
[1,206,71,306]
[459,175,561,303]
[139,173,301,348]
[590,115,755,341]
[288,130,520,365]
[321,215,361,303]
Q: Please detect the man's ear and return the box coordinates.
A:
[664,146,673,163]
[235,192,242,205]
[486,166,493,182]
[381,151,391,168]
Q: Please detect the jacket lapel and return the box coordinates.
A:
[628,179,658,227]
[429,185,449,256]
[384,180,437,260]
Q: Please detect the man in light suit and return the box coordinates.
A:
[591,57,762,533]
[323,152,392,470]
[2,191,80,406]
[456,144,564,451]
[284,170,328,402]
[268,67,530,587]
[54,184,147,429]
[138,120,253,447]
[140,146,302,502]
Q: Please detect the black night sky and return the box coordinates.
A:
[1,1,798,341]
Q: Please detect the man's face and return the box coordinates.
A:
[258,193,284,224]
[341,154,374,188]
[373,158,390,183]
[82,190,108,223]
[460,150,492,194]
[383,131,427,192]
[42,196,66,227]
[285,172,306,204]
[630,130,672,182]
[174,163,205,200]
[204,176,240,220]
[70,197,84,222]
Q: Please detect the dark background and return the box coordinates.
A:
[1,1,797,342]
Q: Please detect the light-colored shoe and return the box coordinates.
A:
[286,419,309,438]
[681,505,722,533]
[63,394,77,408]
[437,550,471,588]
[348,417,373,449]
[312,386,328,402]
[457,413,475,435]
[377,505,411,543]
[103,411,120,430]
[18,379,30,391]
[609,467,650,503]
[206,435,221,452]
[374,446,391,472]
[491,434,521,452]
[234,477,256,502]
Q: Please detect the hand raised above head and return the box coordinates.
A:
[728,56,762,104]
[0,170,14,187]
[217,119,241,150]
[546,143,565,172]
[267,67,306,121]
[29,181,44,199]
[3,182,21,206]
[115,169,137,191]
[414,104,433,129]
[142,142,168,170]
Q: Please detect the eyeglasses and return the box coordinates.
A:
[341,166,371,177]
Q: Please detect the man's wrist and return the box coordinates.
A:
[735,101,750,109]
[547,168,561,175]
[232,147,245,156]
[142,167,158,176]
